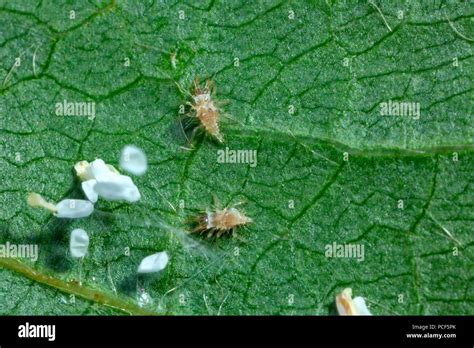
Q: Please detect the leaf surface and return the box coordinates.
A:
[0,0,472,315]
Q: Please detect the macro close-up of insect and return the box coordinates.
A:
[190,196,252,239]
[0,0,472,345]
[176,76,229,146]
[188,77,225,143]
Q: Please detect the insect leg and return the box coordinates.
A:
[212,193,222,209]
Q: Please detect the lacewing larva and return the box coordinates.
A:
[191,196,252,238]
[178,76,227,144]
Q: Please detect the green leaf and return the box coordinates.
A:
[0,0,473,315]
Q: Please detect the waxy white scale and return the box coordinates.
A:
[94,174,141,202]
[119,145,148,176]
[75,158,141,203]
[81,179,98,203]
[55,199,94,218]
[27,193,94,219]
[70,228,89,258]
[137,251,169,274]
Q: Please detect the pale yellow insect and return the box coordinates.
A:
[183,76,227,143]
[191,196,252,238]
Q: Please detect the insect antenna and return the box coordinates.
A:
[174,79,194,99]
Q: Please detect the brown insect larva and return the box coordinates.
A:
[191,197,252,238]
[186,76,225,143]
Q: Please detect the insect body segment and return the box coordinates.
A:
[193,206,252,238]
